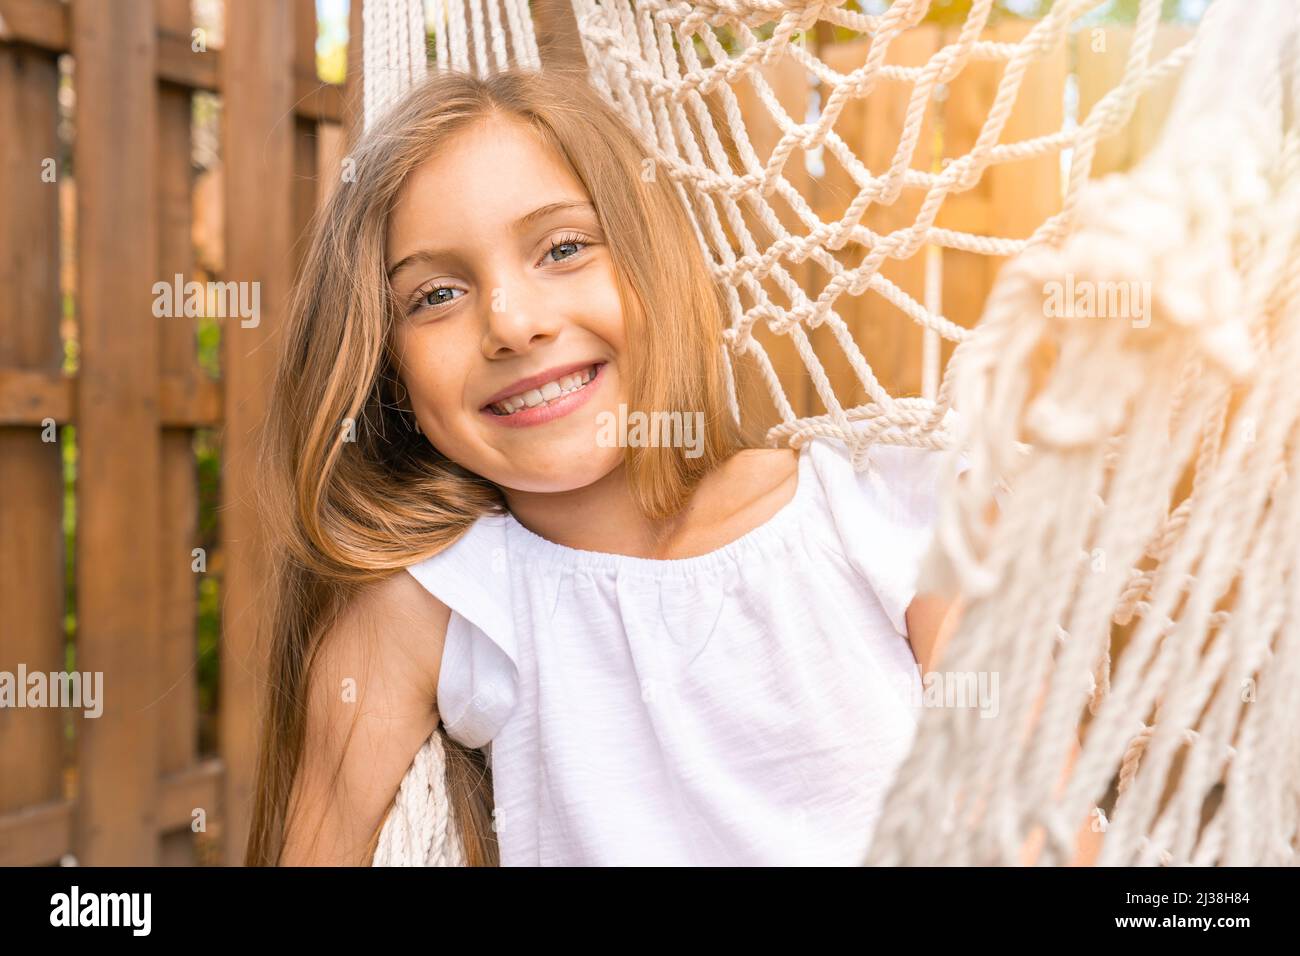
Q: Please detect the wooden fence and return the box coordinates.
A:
[0,0,351,868]
[0,0,1189,866]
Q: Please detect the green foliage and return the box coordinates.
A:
[194,428,222,753]
[62,293,77,375]
[63,426,77,669]
[919,0,1045,26]
[197,316,221,378]
[1099,0,1184,21]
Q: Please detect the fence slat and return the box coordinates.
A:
[1077,24,1194,179]
[156,0,202,868]
[294,0,321,276]
[0,0,343,123]
[534,0,587,72]
[725,56,823,425]
[70,0,161,866]
[220,0,298,865]
[0,37,64,865]
[343,0,365,148]
[815,28,941,405]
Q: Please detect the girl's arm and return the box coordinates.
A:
[280,571,450,866]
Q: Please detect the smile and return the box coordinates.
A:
[481,362,607,427]
[487,363,599,415]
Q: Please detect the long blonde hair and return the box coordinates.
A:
[245,67,759,866]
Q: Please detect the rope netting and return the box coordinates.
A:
[570,0,1204,467]
[361,0,1300,865]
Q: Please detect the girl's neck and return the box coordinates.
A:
[501,460,682,559]
[499,448,799,561]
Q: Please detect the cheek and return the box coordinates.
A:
[581,261,631,349]
[394,325,470,418]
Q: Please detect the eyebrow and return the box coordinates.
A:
[386,200,597,280]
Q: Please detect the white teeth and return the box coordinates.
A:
[489,364,599,416]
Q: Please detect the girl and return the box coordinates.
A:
[246,67,975,867]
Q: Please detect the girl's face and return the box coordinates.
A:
[386,115,629,494]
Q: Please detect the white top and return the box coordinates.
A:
[406,428,966,866]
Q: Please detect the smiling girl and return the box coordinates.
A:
[245,67,988,868]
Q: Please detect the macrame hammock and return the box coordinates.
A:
[366,0,1300,867]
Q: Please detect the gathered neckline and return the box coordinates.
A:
[498,444,816,578]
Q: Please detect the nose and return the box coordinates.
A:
[480,277,562,358]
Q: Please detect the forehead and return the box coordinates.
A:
[389,115,588,236]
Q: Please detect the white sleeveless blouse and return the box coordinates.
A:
[406,429,966,866]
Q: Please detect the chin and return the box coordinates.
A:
[498,452,623,496]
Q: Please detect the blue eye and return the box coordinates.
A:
[409,285,463,315]
[546,234,589,263]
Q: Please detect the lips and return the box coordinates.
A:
[480,360,605,411]
[479,361,607,428]
[487,364,599,416]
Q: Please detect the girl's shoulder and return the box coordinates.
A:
[326,570,453,707]
[658,445,801,561]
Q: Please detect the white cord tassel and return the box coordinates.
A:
[364,0,543,133]
[372,731,469,866]
[362,0,428,132]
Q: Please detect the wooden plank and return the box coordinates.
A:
[156,0,201,869]
[816,26,942,405]
[0,760,223,866]
[0,0,64,52]
[296,0,317,82]
[317,122,346,209]
[293,0,320,274]
[534,0,587,73]
[1128,25,1195,168]
[343,0,365,149]
[0,369,221,426]
[158,374,223,426]
[936,20,1065,353]
[0,36,65,842]
[726,54,822,426]
[934,23,1000,344]
[221,0,298,866]
[0,2,342,123]
[155,27,217,90]
[156,758,223,836]
[984,20,1066,241]
[70,0,161,865]
[158,36,339,123]
[1075,25,1191,178]
[292,75,343,124]
[0,798,72,867]
[0,366,71,422]
[1075,26,1133,178]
